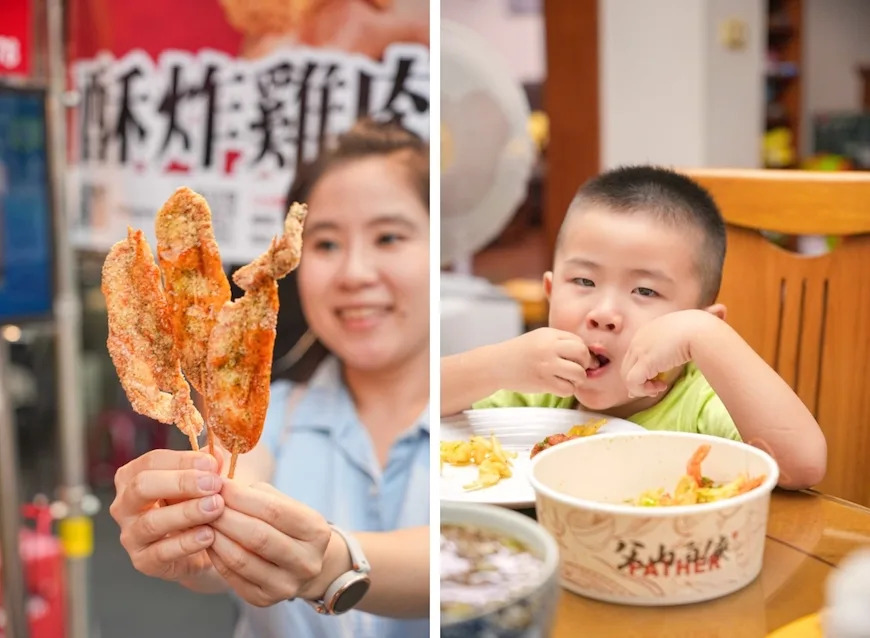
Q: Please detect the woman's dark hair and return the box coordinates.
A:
[229,117,429,384]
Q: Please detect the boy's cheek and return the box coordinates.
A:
[547,298,586,332]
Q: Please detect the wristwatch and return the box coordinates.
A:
[307,524,371,615]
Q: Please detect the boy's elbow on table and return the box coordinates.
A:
[777,437,828,490]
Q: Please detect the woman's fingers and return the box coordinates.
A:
[123,494,225,550]
[128,524,215,580]
[111,468,223,523]
[115,449,218,490]
[211,506,322,578]
[208,532,303,606]
[219,480,329,544]
[111,449,221,524]
[210,483,331,606]
[207,548,272,607]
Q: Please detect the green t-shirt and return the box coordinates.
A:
[471,362,741,441]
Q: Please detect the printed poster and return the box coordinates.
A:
[67,0,430,263]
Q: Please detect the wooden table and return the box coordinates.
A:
[549,489,870,637]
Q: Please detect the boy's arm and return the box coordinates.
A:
[441,344,508,416]
[690,315,827,490]
[441,329,595,417]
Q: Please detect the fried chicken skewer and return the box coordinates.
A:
[155,187,231,455]
[102,228,204,449]
[206,204,306,478]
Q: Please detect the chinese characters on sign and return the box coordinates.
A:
[615,533,733,577]
[68,44,429,263]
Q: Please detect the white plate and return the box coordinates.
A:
[464,407,643,448]
[439,409,647,509]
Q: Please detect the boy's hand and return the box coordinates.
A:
[495,327,596,397]
[622,310,717,397]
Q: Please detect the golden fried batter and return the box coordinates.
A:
[219,0,317,36]
[101,228,204,447]
[155,187,231,396]
[206,204,306,476]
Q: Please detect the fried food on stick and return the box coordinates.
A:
[155,187,231,453]
[101,228,204,449]
[206,204,306,478]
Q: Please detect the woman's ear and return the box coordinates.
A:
[704,303,727,321]
[543,272,554,300]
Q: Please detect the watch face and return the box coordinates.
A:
[333,577,371,614]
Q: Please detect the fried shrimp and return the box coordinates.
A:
[206,204,306,477]
[101,228,204,449]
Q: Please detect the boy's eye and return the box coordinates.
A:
[572,278,595,287]
[377,232,404,246]
[634,287,659,298]
[314,239,338,252]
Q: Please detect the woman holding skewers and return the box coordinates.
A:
[109,118,430,638]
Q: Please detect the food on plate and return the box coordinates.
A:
[102,228,204,450]
[155,187,232,453]
[441,523,545,623]
[631,444,766,506]
[529,418,607,458]
[206,204,306,478]
[102,190,306,478]
[440,434,517,491]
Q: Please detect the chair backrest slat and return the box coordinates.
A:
[684,169,870,506]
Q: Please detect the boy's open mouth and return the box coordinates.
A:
[586,348,611,375]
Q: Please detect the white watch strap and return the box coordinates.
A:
[329,524,371,574]
[305,524,371,615]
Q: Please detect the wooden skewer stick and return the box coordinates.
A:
[228,442,240,479]
[203,401,215,457]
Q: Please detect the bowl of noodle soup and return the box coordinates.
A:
[440,502,560,637]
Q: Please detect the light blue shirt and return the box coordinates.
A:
[233,356,430,638]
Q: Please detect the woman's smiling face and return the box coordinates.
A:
[297,154,430,373]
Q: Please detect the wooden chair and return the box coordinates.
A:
[683,168,870,507]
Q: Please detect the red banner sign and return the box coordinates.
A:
[0,0,31,76]
[66,0,429,263]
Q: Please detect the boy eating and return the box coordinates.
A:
[441,166,827,489]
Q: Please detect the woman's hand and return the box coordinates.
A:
[110,450,226,584]
[207,480,333,607]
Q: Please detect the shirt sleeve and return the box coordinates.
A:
[697,394,743,441]
[472,390,574,409]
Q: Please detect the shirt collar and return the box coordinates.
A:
[415,404,431,435]
[302,357,429,435]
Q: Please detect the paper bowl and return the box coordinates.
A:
[528,431,779,606]
[440,502,560,637]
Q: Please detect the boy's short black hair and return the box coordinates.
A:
[558,165,726,305]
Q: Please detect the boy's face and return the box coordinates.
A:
[544,207,712,413]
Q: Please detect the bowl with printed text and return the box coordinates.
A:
[528,431,780,606]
